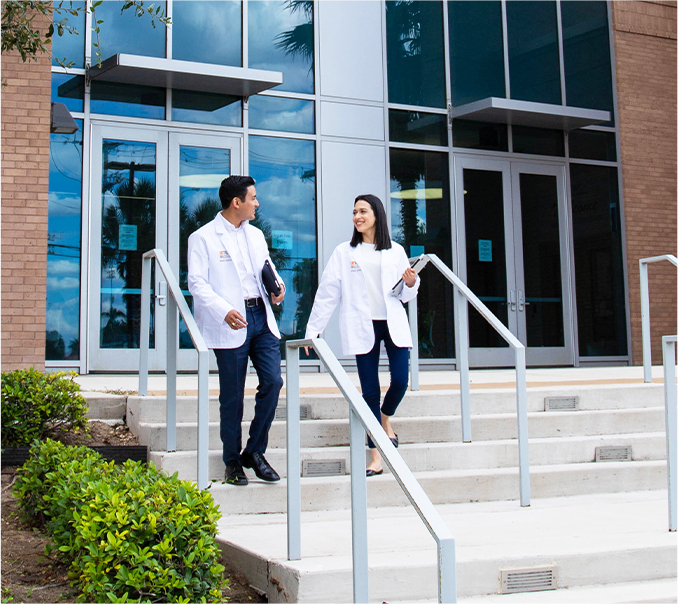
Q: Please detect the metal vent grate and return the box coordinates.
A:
[500,565,558,594]
[302,459,346,477]
[545,396,579,411]
[596,445,632,462]
[275,404,311,421]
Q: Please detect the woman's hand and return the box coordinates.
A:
[402,267,416,288]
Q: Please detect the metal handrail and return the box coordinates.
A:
[286,337,457,603]
[408,254,530,507]
[639,255,678,382]
[139,248,211,489]
[662,335,677,532]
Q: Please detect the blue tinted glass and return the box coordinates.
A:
[47,121,83,360]
[172,1,241,66]
[386,1,446,108]
[568,129,616,161]
[91,82,165,119]
[507,1,561,104]
[249,96,314,134]
[249,1,314,94]
[512,126,565,157]
[453,120,508,151]
[389,110,448,146]
[561,1,614,125]
[92,1,166,60]
[51,1,86,68]
[249,136,316,355]
[172,90,241,126]
[51,73,84,112]
[448,1,505,106]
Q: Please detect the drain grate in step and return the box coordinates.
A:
[596,445,632,462]
[275,404,311,421]
[500,564,558,594]
[545,396,579,411]
[302,459,346,477]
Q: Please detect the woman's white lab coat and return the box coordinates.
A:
[305,241,419,355]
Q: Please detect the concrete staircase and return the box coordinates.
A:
[83,370,676,603]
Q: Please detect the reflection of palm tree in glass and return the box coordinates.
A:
[274,0,313,72]
[292,257,317,337]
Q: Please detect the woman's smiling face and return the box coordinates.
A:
[353,200,376,236]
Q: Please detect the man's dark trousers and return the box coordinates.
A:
[213,304,283,465]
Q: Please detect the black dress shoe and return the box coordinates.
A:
[224,460,248,486]
[390,434,399,448]
[366,468,383,477]
[241,451,280,482]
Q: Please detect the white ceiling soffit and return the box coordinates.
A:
[451,97,610,131]
[88,54,283,97]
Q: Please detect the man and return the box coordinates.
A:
[188,175,285,485]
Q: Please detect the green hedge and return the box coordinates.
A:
[14,440,227,603]
[1,368,88,447]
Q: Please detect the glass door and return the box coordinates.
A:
[454,156,573,367]
[89,125,241,371]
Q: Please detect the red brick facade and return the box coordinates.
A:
[612,1,678,365]
[1,19,52,371]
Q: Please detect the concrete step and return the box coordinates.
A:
[82,392,127,421]
[151,432,667,481]
[205,460,667,515]
[215,490,676,602]
[132,407,665,452]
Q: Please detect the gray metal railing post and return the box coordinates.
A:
[196,348,209,489]
[166,290,177,452]
[286,342,302,561]
[438,537,457,603]
[409,296,420,391]
[349,407,369,603]
[139,255,152,396]
[662,335,677,532]
[515,346,530,507]
[454,285,472,443]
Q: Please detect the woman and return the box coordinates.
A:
[304,194,419,476]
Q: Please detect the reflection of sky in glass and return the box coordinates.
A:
[249,96,314,134]
[51,73,84,112]
[91,82,165,120]
[51,1,86,68]
[92,1,165,59]
[47,122,83,359]
[172,90,241,126]
[249,136,316,341]
[172,1,241,66]
[390,177,428,245]
[249,0,314,94]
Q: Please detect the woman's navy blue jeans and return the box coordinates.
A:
[355,320,409,448]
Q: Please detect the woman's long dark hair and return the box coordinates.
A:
[349,194,392,250]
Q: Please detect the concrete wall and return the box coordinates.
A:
[612,1,678,365]
[1,15,52,371]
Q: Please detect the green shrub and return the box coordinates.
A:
[1,368,88,447]
[14,440,227,603]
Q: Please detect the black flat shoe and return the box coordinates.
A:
[366,468,383,477]
[241,451,280,482]
[224,461,248,486]
[390,434,399,448]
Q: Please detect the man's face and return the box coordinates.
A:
[238,185,258,222]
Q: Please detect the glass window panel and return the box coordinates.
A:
[561,1,614,125]
[91,82,165,120]
[100,140,157,349]
[248,95,314,134]
[390,149,454,358]
[568,129,616,161]
[91,0,165,60]
[570,164,627,356]
[453,120,508,152]
[507,1,561,104]
[51,1,86,68]
[389,110,448,146]
[172,1,241,66]
[512,125,565,157]
[448,1,505,106]
[51,73,84,112]
[385,1,446,108]
[178,146,231,348]
[249,1,314,94]
[46,121,83,360]
[172,90,241,126]
[249,136,317,356]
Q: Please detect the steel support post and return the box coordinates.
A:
[166,292,177,452]
[409,296,420,391]
[349,407,369,604]
[437,538,457,603]
[663,336,677,531]
[515,346,530,507]
[286,343,302,560]
[640,261,652,383]
[197,349,209,490]
[139,254,152,396]
[455,286,472,443]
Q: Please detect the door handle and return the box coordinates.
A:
[518,290,531,311]
[156,281,167,306]
[509,289,517,311]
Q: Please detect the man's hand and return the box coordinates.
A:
[271,282,285,306]
[225,309,248,330]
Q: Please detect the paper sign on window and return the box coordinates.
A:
[478,239,492,262]
[119,225,138,251]
[272,230,293,250]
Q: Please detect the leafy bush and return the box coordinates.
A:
[14,440,227,603]
[1,368,88,447]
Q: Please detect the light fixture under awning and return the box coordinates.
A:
[451,97,610,131]
[87,54,283,97]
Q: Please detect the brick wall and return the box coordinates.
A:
[1,19,52,371]
[612,1,678,366]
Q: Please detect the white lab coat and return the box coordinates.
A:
[187,214,283,349]
[305,241,419,355]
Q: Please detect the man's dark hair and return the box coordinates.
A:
[219,175,256,210]
[350,194,392,250]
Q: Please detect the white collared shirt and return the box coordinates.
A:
[359,243,387,320]
[219,213,260,299]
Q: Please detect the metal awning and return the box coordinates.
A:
[451,97,610,130]
[87,54,283,97]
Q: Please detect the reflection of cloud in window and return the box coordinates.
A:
[46,297,80,342]
[48,193,81,217]
[250,101,313,132]
[47,277,80,291]
[48,258,80,276]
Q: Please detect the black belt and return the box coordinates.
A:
[244,297,263,307]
